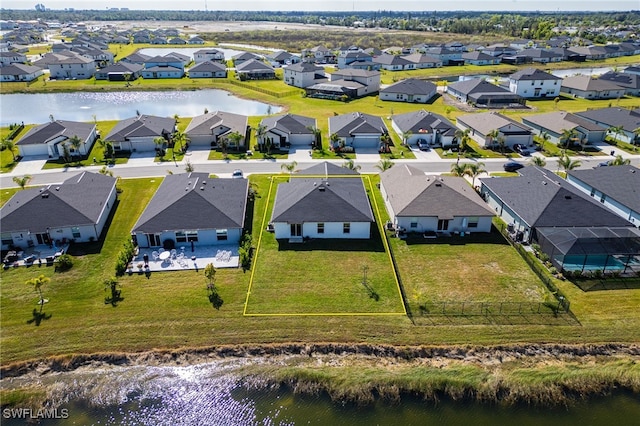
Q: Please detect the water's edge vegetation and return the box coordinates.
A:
[2,343,639,409]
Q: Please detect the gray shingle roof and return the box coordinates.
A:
[329,112,387,137]
[0,63,41,76]
[597,71,640,90]
[236,59,275,72]
[0,172,116,233]
[105,115,175,142]
[271,177,373,223]
[188,61,226,73]
[380,78,436,96]
[567,166,640,213]
[561,75,625,92]
[457,112,532,136]
[17,120,95,146]
[447,78,513,96]
[260,114,315,136]
[521,111,606,134]
[381,164,494,219]
[285,62,324,73]
[297,161,360,176]
[480,166,631,228]
[132,173,249,233]
[392,110,457,137]
[509,67,562,81]
[185,111,247,137]
[575,107,640,132]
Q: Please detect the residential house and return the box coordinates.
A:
[575,107,640,145]
[330,68,380,94]
[141,65,184,79]
[456,112,533,149]
[518,48,564,63]
[391,110,457,148]
[337,51,374,69]
[481,44,519,57]
[270,173,374,240]
[283,62,326,88]
[0,63,43,82]
[568,45,608,60]
[187,61,227,78]
[259,114,316,149]
[597,71,640,96]
[0,172,117,250]
[94,62,143,81]
[104,114,175,153]
[184,111,247,149]
[424,46,463,65]
[521,111,607,145]
[301,45,335,63]
[372,54,414,71]
[193,48,225,64]
[188,36,205,45]
[120,52,151,65]
[16,120,97,158]
[232,51,261,66]
[380,165,495,234]
[266,50,300,67]
[379,78,437,104]
[0,51,27,66]
[561,75,626,99]
[461,51,501,66]
[235,59,276,80]
[624,66,640,76]
[400,53,442,69]
[566,166,640,227]
[131,173,248,249]
[328,112,388,149]
[508,67,562,98]
[446,78,525,107]
[35,51,95,79]
[480,166,639,273]
[168,37,187,45]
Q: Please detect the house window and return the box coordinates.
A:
[410,218,418,228]
[1,234,13,246]
[216,229,228,241]
[176,231,187,243]
[186,231,198,242]
[590,188,596,197]
[343,223,351,234]
[71,227,81,239]
[600,194,606,203]
[317,223,325,234]
[467,217,479,228]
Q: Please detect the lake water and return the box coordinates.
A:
[1,360,639,425]
[0,90,282,126]
[138,47,247,60]
[458,66,616,82]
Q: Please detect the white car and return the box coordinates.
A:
[232,169,244,179]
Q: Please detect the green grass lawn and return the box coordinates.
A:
[246,175,404,315]
[0,125,34,173]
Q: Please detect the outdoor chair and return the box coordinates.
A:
[152,251,159,261]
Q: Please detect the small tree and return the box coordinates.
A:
[464,162,486,188]
[204,263,216,286]
[375,159,394,172]
[280,161,297,176]
[450,162,467,177]
[307,126,322,150]
[184,160,195,173]
[154,136,167,159]
[12,175,32,189]
[557,154,581,174]
[342,159,361,172]
[609,154,630,166]
[607,125,624,144]
[226,131,244,152]
[99,165,114,177]
[529,156,547,167]
[1,138,18,162]
[68,135,83,158]
[454,128,471,153]
[26,274,50,305]
[204,263,223,310]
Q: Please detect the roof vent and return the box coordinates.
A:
[435,182,442,187]
[318,186,326,192]
[200,186,205,190]
[565,195,572,200]
[41,193,49,198]
[202,180,206,184]
[55,187,60,191]
[542,181,547,185]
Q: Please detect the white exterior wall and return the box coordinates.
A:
[395,215,492,234]
[566,176,640,226]
[283,69,315,88]
[273,221,370,239]
[189,70,226,78]
[481,185,532,241]
[49,62,94,79]
[379,91,434,103]
[18,143,48,157]
[561,87,626,99]
[0,70,42,82]
[115,137,158,153]
[510,79,561,98]
[135,228,242,248]
[187,134,215,147]
[141,69,184,79]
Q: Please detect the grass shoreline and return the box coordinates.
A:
[1,342,639,408]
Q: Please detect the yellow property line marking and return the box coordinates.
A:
[243,174,407,317]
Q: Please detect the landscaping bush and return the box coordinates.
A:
[54,254,73,272]
[115,239,135,277]
[238,233,253,270]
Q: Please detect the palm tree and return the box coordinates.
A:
[12,175,32,189]
[632,127,640,146]
[98,165,114,177]
[68,135,82,159]
[154,137,167,159]
[375,159,394,172]
[329,133,341,151]
[184,160,195,172]
[226,131,244,152]
[557,154,581,174]
[342,159,361,172]
[454,128,471,153]
[173,130,189,153]
[280,160,297,176]
[450,162,467,177]
[307,126,322,150]
[254,124,267,150]
[609,154,630,166]
[535,131,550,152]
[61,143,71,164]
[1,138,18,162]
[219,137,229,158]
[529,156,547,167]
[607,125,624,144]
[464,162,486,188]
[496,135,506,155]
[26,274,50,305]
[400,130,412,146]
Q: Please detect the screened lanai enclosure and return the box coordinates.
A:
[536,227,640,275]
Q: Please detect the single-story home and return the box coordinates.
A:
[446,78,525,108]
[1,172,117,250]
[379,78,437,104]
[235,59,276,80]
[456,112,533,149]
[184,111,247,149]
[461,51,501,66]
[270,171,374,240]
[372,54,414,71]
[0,63,43,82]
[380,164,495,234]
[597,71,640,97]
[391,109,457,148]
[141,65,184,79]
[232,51,261,66]
[521,111,607,145]
[400,53,442,69]
[266,50,300,67]
[329,112,389,149]
[575,107,640,145]
[480,166,640,273]
[560,75,626,99]
[131,173,249,249]
[103,114,175,153]
[16,120,97,158]
[94,62,144,81]
[187,61,227,78]
[259,114,316,149]
[566,165,640,227]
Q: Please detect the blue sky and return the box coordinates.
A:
[3,0,638,11]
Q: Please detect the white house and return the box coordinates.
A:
[508,67,562,98]
[283,62,325,88]
[184,111,247,149]
[193,48,225,64]
[40,52,95,79]
[329,112,388,149]
[456,112,533,149]
[379,78,437,104]
[0,63,43,82]
[132,173,249,249]
[380,165,494,234]
[259,114,316,149]
[0,172,117,250]
[104,115,175,153]
[187,61,227,78]
[270,172,374,241]
[16,120,97,158]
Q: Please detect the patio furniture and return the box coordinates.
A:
[159,251,171,262]
[152,251,160,261]
[170,249,177,259]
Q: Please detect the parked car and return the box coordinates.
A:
[595,161,610,168]
[513,144,531,156]
[503,161,524,172]
[232,169,244,179]
[416,138,430,151]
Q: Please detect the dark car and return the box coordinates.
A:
[416,138,430,151]
[513,144,531,156]
[503,161,524,172]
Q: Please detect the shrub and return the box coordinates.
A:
[55,254,73,272]
[115,239,135,277]
[239,233,253,270]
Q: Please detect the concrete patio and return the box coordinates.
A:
[133,245,240,272]
[2,243,69,269]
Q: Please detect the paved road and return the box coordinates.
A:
[1,150,638,188]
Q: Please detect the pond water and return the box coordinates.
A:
[137,47,247,60]
[458,66,617,83]
[1,360,639,425]
[0,90,282,126]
